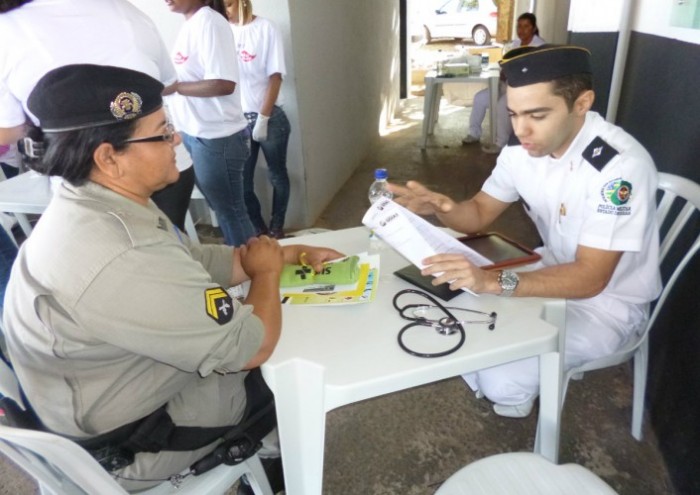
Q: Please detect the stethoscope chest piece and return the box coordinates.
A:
[392,288,497,358]
[436,316,459,335]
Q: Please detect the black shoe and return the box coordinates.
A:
[237,456,284,495]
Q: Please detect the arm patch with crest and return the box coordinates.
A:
[582,136,619,171]
[204,287,234,325]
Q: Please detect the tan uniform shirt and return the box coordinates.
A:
[4,181,264,438]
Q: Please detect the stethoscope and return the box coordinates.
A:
[392,289,497,358]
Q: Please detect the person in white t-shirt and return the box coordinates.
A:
[226,0,291,239]
[166,0,255,247]
[390,45,661,419]
[0,0,195,231]
[462,12,545,154]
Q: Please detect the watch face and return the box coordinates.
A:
[499,270,519,292]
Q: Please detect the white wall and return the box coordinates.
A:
[568,0,623,32]
[534,0,571,43]
[286,0,401,225]
[634,0,700,44]
[568,0,700,44]
[130,0,401,229]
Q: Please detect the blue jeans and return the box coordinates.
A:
[244,106,291,234]
[182,129,256,247]
[0,227,17,317]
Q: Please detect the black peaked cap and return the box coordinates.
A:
[500,44,592,87]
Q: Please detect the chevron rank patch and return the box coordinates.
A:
[204,287,234,325]
[597,178,633,216]
[582,136,618,171]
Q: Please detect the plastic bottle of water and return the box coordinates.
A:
[368,168,393,205]
[368,168,393,251]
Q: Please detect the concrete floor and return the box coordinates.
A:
[0,97,675,494]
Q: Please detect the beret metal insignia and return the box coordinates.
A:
[204,287,234,325]
[110,91,143,120]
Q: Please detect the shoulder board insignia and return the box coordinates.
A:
[157,217,168,231]
[204,287,234,325]
[582,136,619,171]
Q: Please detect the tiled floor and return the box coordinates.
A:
[0,97,674,495]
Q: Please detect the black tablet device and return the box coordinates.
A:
[393,232,540,300]
[456,232,541,270]
[393,264,461,301]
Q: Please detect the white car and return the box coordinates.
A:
[421,0,497,46]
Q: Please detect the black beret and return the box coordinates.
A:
[500,44,592,88]
[28,64,164,132]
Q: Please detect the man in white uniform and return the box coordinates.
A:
[389,45,661,418]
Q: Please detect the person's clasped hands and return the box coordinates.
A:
[239,235,345,280]
[239,235,285,279]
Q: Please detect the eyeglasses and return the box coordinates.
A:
[122,123,177,145]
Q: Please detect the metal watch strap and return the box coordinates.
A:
[498,270,519,297]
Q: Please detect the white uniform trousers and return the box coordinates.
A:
[463,296,648,406]
[468,84,512,148]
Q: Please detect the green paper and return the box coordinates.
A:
[279,255,360,288]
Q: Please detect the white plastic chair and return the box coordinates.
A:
[553,172,700,441]
[435,452,618,495]
[0,358,273,495]
[183,185,220,245]
[0,166,20,247]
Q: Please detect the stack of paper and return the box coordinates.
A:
[362,199,492,295]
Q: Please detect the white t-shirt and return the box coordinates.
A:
[230,17,287,113]
[0,143,21,169]
[167,7,247,139]
[482,112,661,306]
[512,34,546,48]
[0,0,176,127]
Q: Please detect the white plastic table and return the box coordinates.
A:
[0,171,52,238]
[420,68,500,149]
[269,227,564,495]
[0,171,201,243]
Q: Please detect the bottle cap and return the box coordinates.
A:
[374,168,388,180]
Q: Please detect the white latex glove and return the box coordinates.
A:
[252,114,270,142]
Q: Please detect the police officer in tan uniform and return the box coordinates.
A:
[2,64,342,491]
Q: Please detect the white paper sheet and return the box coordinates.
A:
[362,198,494,295]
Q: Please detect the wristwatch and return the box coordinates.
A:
[498,270,519,297]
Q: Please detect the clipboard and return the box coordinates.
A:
[393,232,540,301]
[456,232,541,270]
[393,264,462,301]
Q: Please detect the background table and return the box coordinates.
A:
[0,172,202,243]
[420,68,500,149]
[0,172,52,238]
[270,227,563,495]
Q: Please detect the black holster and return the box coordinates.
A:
[0,368,276,474]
